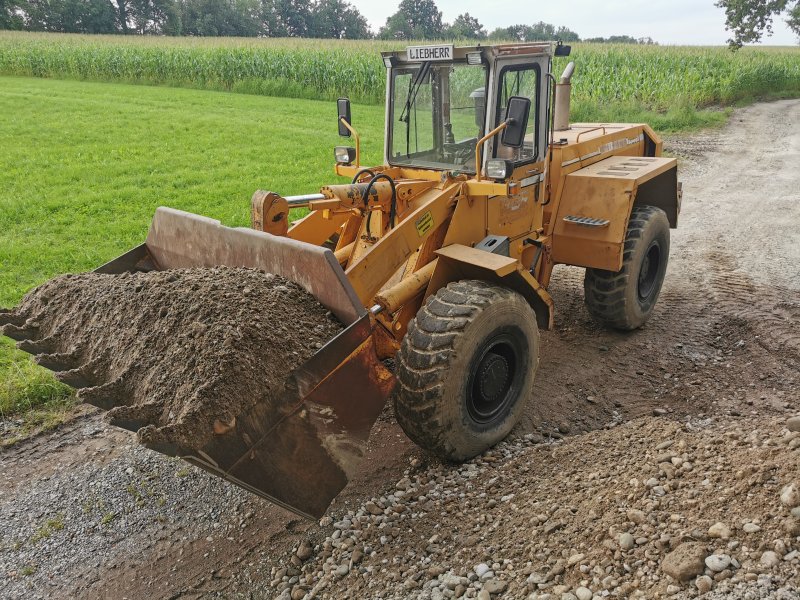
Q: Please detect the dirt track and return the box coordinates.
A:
[1,99,798,599]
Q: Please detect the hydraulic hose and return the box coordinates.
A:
[362,173,397,239]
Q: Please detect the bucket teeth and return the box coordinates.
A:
[34,350,81,373]
[77,376,129,410]
[53,362,100,389]
[0,309,26,327]
[17,336,59,355]
[1,322,39,342]
[106,403,162,432]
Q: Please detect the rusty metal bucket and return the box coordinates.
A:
[4,207,394,519]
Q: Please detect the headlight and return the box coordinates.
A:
[334,146,356,165]
[486,159,512,180]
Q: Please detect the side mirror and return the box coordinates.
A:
[555,43,572,57]
[337,98,352,137]
[500,96,531,148]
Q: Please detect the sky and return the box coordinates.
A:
[348,0,799,46]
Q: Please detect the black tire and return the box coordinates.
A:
[584,205,670,331]
[393,280,539,461]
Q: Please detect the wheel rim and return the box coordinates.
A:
[466,330,525,424]
[637,241,662,301]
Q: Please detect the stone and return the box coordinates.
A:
[482,579,508,594]
[708,522,732,540]
[618,532,635,550]
[474,563,491,578]
[296,540,313,561]
[785,518,800,536]
[567,553,585,566]
[787,416,800,432]
[760,551,780,568]
[351,549,364,564]
[574,587,593,600]
[627,509,646,525]
[477,591,491,600]
[742,523,761,534]
[661,542,707,581]
[704,554,731,572]
[365,501,383,516]
[335,563,350,578]
[695,575,713,594]
[780,483,799,508]
[666,585,681,594]
[290,586,306,600]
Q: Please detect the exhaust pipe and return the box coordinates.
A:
[554,61,575,132]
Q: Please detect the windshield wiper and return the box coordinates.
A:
[399,62,432,157]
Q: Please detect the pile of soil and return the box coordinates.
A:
[1,267,343,448]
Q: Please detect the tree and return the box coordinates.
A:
[179,0,260,36]
[379,0,442,40]
[128,0,181,33]
[1,0,22,28]
[716,0,800,47]
[309,0,370,39]
[444,12,486,40]
[22,0,118,32]
[488,22,579,42]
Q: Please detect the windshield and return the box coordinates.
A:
[389,61,487,173]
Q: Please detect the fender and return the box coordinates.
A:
[425,243,554,330]
[550,155,680,272]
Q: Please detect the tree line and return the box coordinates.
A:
[0,0,659,42]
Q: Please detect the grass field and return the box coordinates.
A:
[0,76,383,437]
[1,32,800,127]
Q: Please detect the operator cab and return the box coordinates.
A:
[379,43,560,177]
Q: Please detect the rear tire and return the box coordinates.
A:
[394,280,539,461]
[584,205,670,330]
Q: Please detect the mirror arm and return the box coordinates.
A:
[474,121,508,182]
[339,118,360,168]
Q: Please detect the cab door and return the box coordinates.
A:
[484,55,551,242]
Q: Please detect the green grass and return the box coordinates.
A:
[0,76,384,439]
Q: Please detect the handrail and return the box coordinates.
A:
[575,126,607,144]
[474,122,508,182]
[339,118,361,167]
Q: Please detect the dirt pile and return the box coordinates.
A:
[0,267,342,449]
[266,414,800,600]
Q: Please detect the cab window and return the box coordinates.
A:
[494,65,540,163]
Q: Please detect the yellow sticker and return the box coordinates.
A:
[415,211,434,236]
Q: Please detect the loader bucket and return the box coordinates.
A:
[5,207,394,519]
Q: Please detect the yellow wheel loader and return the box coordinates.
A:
[2,42,680,519]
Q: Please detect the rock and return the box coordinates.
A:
[785,518,800,536]
[653,408,669,416]
[666,585,681,595]
[574,587,593,600]
[792,506,800,519]
[760,551,780,568]
[742,523,761,533]
[708,522,731,540]
[779,483,799,508]
[627,509,646,525]
[351,549,364,564]
[365,501,384,516]
[704,554,731,572]
[482,579,508,594]
[477,591,491,600]
[787,416,800,432]
[567,553,585,566]
[335,563,350,578]
[695,575,713,594]
[618,532,635,550]
[662,542,707,581]
[474,563,491,578]
[290,586,306,600]
[296,540,313,561]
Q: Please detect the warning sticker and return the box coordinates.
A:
[415,211,434,236]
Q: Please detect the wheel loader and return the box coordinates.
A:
[1,42,680,519]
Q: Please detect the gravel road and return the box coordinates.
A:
[1,99,798,600]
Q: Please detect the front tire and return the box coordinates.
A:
[584,205,670,330]
[394,280,539,461]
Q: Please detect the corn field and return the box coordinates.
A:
[1,31,799,109]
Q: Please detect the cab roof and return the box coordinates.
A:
[381,42,555,66]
